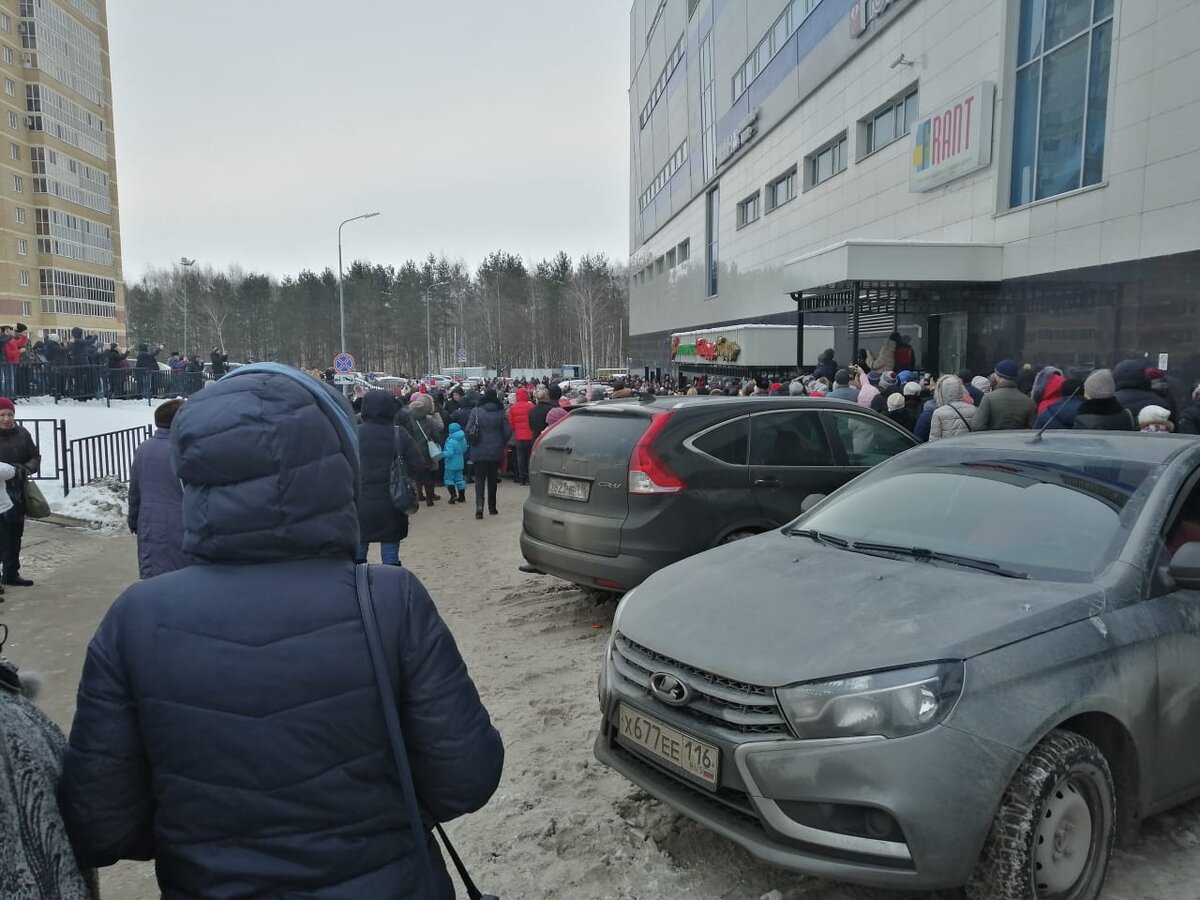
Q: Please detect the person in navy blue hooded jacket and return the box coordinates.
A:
[58,363,504,900]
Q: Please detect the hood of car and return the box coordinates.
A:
[616,531,1107,688]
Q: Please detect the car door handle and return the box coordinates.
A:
[754,477,782,488]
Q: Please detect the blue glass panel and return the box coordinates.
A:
[1094,0,1113,22]
[1046,0,1090,48]
[1018,0,1046,64]
[1036,34,1088,200]
[1011,61,1041,207]
[1083,20,1112,186]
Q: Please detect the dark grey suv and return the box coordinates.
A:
[520,396,916,593]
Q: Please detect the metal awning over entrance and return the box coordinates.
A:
[782,240,1005,364]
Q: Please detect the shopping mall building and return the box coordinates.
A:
[628,0,1199,383]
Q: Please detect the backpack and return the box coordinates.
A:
[389,427,420,515]
[466,409,482,446]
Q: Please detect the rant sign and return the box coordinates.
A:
[910,82,995,192]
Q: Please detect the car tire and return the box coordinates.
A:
[719,529,760,545]
[967,729,1115,900]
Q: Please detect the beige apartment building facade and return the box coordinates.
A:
[0,0,123,348]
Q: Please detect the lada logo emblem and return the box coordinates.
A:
[649,672,692,706]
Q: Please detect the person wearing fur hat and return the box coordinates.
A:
[1138,405,1175,434]
[1073,369,1135,430]
[0,397,38,587]
[127,399,193,579]
[1,628,99,898]
[59,364,503,899]
[973,360,1036,431]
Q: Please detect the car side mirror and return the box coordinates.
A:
[1168,542,1200,591]
[800,493,827,513]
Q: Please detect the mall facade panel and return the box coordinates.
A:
[628,0,1200,382]
[0,0,126,345]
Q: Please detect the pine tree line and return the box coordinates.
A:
[124,251,629,377]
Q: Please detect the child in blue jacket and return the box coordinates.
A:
[442,422,468,504]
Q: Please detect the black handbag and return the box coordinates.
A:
[389,427,420,515]
[354,565,498,900]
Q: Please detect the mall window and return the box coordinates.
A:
[767,166,797,210]
[1011,0,1114,207]
[861,87,919,157]
[806,133,847,189]
[677,238,689,264]
[646,0,667,39]
[638,141,688,211]
[732,0,823,102]
[699,32,716,181]
[737,190,761,228]
[705,186,719,297]
[639,34,685,129]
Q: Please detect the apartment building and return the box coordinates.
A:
[629,0,1200,383]
[0,0,123,347]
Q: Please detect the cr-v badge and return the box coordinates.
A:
[649,672,691,706]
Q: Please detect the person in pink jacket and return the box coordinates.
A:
[507,387,534,485]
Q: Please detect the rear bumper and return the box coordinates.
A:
[519,530,662,592]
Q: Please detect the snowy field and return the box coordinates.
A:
[16,396,164,529]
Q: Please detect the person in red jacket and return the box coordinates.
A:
[0,324,26,398]
[507,387,534,486]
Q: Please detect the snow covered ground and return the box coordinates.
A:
[16,396,163,530]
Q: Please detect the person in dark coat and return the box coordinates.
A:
[209,347,228,378]
[529,385,555,439]
[357,390,424,565]
[1073,369,1135,431]
[58,363,504,900]
[1033,378,1085,430]
[127,399,192,579]
[0,397,39,587]
[1112,359,1160,423]
[1177,384,1200,436]
[135,343,161,399]
[468,388,512,519]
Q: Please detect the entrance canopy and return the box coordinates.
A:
[782,240,1005,363]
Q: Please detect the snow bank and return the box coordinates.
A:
[48,476,129,532]
[17,396,163,440]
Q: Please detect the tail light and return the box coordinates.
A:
[628,412,685,494]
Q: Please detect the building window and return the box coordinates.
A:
[11,174,21,192]
[14,206,23,224]
[17,237,26,255]
[1011,0,1114,207]
[638,141,688,211]
[646,0,667,39]
[732,0,822,102]
[2,47,11,65]
[6,110,15,130]
[666,247,677,269]
[0,14,9,32]
[9,141,17,160]
[18,269,28,286]
[766,166,798,210]
[737,190,761,227]
[20,300,30,316]
[705,186,719,297]
[677,238,690,264]
[861,87,919,157]
[639,34,686,129]
[4,78,13,97]
[806,133,848,189]
[699,32,716,182]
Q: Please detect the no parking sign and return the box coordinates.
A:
[333,353,355,374]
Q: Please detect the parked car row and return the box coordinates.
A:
[521,398,1200,900]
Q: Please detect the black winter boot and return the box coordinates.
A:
[447,490,456,505]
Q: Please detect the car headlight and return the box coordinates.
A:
[775,662,963,740]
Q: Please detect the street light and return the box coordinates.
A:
[425,280,451,376]
[337,212,380,356]
[179,257,195,354]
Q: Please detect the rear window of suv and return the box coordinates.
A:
[540,410,652,453]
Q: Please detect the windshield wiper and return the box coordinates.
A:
[785,528,851,549]
[849,541,1029,579]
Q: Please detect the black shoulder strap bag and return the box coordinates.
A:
[354,564,498,900]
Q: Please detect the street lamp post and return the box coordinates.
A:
[337,212,380,356]
[179,257,195,354]
[425,280,451,376]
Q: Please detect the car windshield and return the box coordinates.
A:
[793,450,1158,582]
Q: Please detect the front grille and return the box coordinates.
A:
[613,633,791,737]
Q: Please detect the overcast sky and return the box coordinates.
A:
[106,1,631,281]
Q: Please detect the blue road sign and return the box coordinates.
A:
[457,348,467,362]
[333,352,355,373]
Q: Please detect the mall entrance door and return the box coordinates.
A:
[937,313,968,375]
